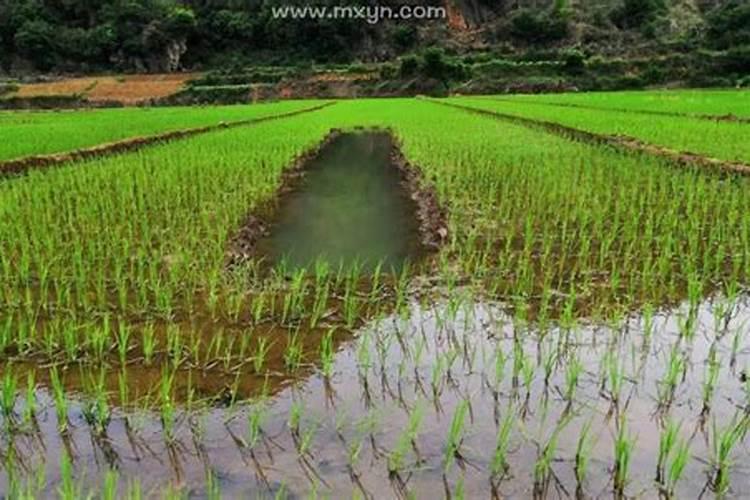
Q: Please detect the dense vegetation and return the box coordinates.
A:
[1,0,749,77]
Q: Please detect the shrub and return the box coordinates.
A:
[510,9,569,44]
[561,49,586,75]
[399,55,419,78]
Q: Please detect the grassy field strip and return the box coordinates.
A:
[0,100,326,163]
[0,102,334,177]
[501,89,750,119]
[447,97,750,165]
[432,98,750,176]
[488,95,750,124]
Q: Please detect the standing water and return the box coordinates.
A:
[256,132,422,271]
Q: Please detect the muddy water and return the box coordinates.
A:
[256,132,422,272]
[3,294,750,498]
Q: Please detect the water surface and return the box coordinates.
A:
[257,132,422,271]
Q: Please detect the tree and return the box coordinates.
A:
[610,0,666,29]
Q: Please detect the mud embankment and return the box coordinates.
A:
[433,99,750,177]
[0,102,335,177]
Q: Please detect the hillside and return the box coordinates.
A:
[0,0,748,102]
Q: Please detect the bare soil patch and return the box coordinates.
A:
[14,73,199,104]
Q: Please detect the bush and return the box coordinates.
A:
[163,84,252,105]
[399,55,419,78]
[0,82,19,96]
[610,0,666,29]
[706,0,750,50]
[510,9,569,44]
[561,49,586,75]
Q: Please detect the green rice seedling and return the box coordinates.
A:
[50,367,69,433]
[606,351,625,405]
[711,416,748,496]
[491,408,515,478]
[657,419,680,484]
[0,369,17,423]
[666,438,691,497]
[614,418,636,498]
[101,470,119,500]
[58,451,82,500]
[444,399,469,473]
[564,355,583,405]
[141,324,157,366]
[288,400,303,436]
[252,337,271,375]
[320,328,336,378]
[81,369,111,435]
[388,401,424,475]
[247,402,267,450]
[658,346,685,411]
[284,331,303,372]
[22,371,36,426]
[116,322,131,365]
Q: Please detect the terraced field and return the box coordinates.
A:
[1,92,749,498]
[500,89,750,119]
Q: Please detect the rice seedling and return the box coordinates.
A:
[490,408,516,479]
[613,417,636,498]
[443,399,470,473]
[711,415,748,496]
[666,438,691,497]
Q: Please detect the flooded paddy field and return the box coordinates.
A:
[1,93,750,497]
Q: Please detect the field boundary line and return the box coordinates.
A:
[428,99,750,177]
[487,96,750,124]
[0,102,335,177]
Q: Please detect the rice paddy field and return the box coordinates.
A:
[1,90,750,498]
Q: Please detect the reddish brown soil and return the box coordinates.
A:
[15,74,198,104]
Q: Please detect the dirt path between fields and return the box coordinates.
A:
[0,102,335,177]
[431,99,750,177]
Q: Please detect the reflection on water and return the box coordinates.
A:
[256,132,423,272]
[2,293,750,497]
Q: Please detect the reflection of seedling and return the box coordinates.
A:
[702,346,720,415]
[575,419,595,488]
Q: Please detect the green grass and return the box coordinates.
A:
[452,96,750,164]
[0,100,322,161]
[504,89,750,118]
